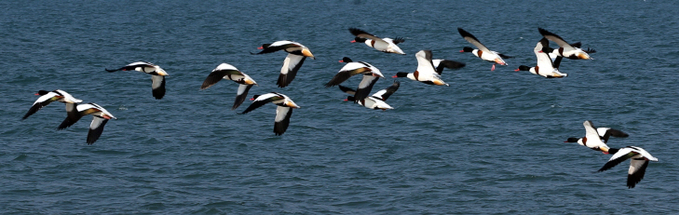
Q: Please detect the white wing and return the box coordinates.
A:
[415,50,438,78]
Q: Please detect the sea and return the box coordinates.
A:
[1,0,678,214]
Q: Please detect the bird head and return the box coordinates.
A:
[460,47,474,53]
[514,65,530,72]
[392,72,408,78]
[351,37,366,43]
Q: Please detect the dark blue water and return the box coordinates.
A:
[2,0,679,214]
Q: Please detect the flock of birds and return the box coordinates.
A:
[21,27,657,188]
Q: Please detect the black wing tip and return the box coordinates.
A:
[392,37,406,44]
[337,85,356,94]
[231,99,243,110]
[240,107,255,115]
[538,28,562,39]
[498,54,514,59]
[457,28,480,42]
[438,60,466,70]
[152,89,165,99]
[57,122,72,130]
[349,27,365,33]
[457,28,470,36]
[105,68,120,72]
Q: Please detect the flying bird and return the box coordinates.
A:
[393,50,449,86]
[339,81,400,110]
[458,28,511,71]
[566,120,622,154]
[241,92,300,135]
[326,57,384,102]
[200,63,258,110]
[538,27,593,60]
[251,40,315,88]
[565,124,628,145]
[59,103,117,144]
[598,146,658,188]
[105,61,169,99]
[22,89,82,120]
[324,57,383,88]
[515,38,567,78]
[349,28,406,55]
[432,59,466,74]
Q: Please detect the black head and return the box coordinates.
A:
[250,95,260,101]
[352,37,366,43]
[564,137,580,143]
[340,57,353,63]
[259,44,271,49]
[344,96,356,102]
[606,148,619,155]
[515,65,531,72]
[391,72,409,78]
[460,47,474,52]
[35,90,50,96]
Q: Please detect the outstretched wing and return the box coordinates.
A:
[274,106,293,136]
[58,110,84,130]
[598,148,637,172]
[353,75,379,102]
[86,116,109,145]
[241,93,280,114]
[201,69,241,90]
[391,37,405,45]
[232,84,254,110]
[349,28,386,44]
[371,81,400,101]
[338,85,357,95]
[538,28,573,48]
[151,75,166,99]
[23,91,61,120]
[324,63,371,87]
[278,54,306,88]
[433,59,465,75]
[627,158,649,188]
[458,28,491,53]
